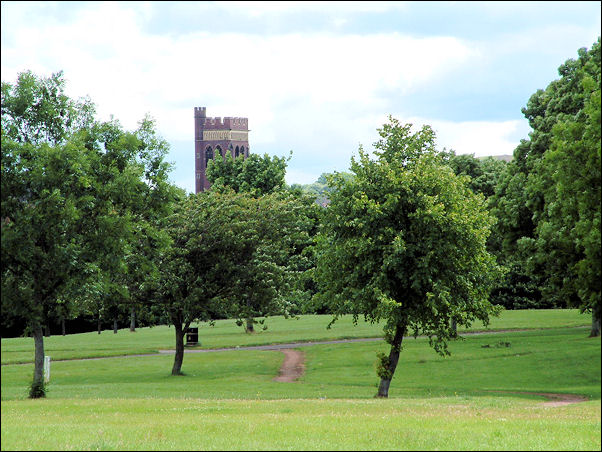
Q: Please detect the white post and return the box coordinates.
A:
[44,356,51,383]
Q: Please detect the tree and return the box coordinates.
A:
[314,118,502,398]
[206,151,290,196]
[153,191,278,374]
[490,39,601,319]
[1,71,99,397]
[2,134,101,397]
[529,39,601,335]
[1,70,175,396]
[206,149,319,327]
[228,191,318,332]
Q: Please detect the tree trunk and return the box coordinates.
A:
[31,324,46,398]
[450,318,457,336]
[44,323,51,337]
[97,312,102,334]
[113,317,118,334]
[245,316,255,333]
[591,305,601,337]
[377,324,406,398]
[61,317,66,336]
[130,307,136,332]
[171,323,185,375]
[245,296,254,333]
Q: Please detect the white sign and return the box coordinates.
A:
[44,356,51,383]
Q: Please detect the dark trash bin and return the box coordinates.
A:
[186,327,199,346]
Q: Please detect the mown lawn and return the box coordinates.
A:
[1,310,600,450]
[2,397,599,451]
[0,308,592,364]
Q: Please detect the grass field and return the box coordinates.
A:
[0,308,592,364]
[1,309,600,450]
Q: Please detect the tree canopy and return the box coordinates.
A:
[314,118,502,397]
[490,38,601,333]
[206,151,290,196]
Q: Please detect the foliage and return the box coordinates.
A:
[1,70,176,394]
[229,191,320,328]
[151,190,314,372]
[490,38,601,333]
[527,39,601,334]
[289,171,354,206]
[206,149,321,322]
[488,262,546,310]
[315,117,502,396]
[1,70,95,145]
[443,152,508,199]
[206,151,290,196]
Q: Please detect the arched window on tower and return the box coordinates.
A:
[240,146,245,158]
[235,145,240,158]
[216,145,223,159]
[205,146,213,166]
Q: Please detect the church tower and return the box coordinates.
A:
[194,107,250,193]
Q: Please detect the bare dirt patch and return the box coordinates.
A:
[273,349,305,382]
[486,390,589,406]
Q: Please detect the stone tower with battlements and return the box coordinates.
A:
[194,107,249,193]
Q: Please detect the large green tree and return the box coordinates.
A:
[491,39,601,331]
[492,40,600,322]
[153,190,303,375]
[228,191,318,332]
[314,118,502,398]
[527,39,601,335]
[2,136,98,397]
[205,149,319,328]
[1,71,175,396]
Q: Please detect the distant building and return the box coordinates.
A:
[194,107,250,193]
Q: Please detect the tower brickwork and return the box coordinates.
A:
[194,106,250,193]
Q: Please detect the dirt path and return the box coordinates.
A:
[273,349,305,382]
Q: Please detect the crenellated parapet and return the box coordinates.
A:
[194,107,248,131]
[194,106,250,193]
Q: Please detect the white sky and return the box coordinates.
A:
[2,1,600,192]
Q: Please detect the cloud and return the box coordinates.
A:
[1,11,477,128]
[3,1,594,193]
[222,1,410,16]
[423,118,530,157]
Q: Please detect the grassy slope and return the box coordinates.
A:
[1,310,600,450]
[2,327,599,401]
[0,308,592,364]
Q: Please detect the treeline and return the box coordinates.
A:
[1,38,599,398]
